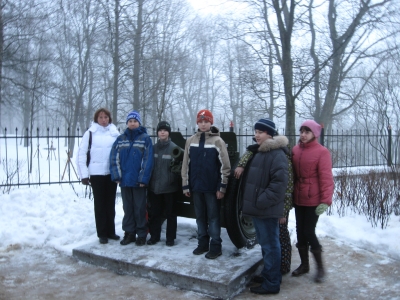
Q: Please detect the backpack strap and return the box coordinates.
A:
[88,131,92,151]
[86,131,92,167]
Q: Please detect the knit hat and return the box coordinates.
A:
[126,110,142,125]
[197,109,213,125]
[300,120,321,138]
[254,118,277,137]
[157,121,171,134]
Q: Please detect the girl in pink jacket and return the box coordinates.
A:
[291,120,334,283]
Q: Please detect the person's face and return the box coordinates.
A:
[254,130,271,145]
[300,129,315,143]
[127,119,140,130]
[197,120,212,132]
[158,129,169,141]
[97,112,110,127]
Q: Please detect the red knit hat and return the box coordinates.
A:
[197,109,213,125]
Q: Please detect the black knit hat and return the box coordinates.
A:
[254,118,277,136]
[157,121,171,134]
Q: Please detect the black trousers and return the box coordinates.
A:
[90,174,118,238]
[147,190,177,241]
[294,204,321,250]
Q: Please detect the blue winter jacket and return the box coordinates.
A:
[109,126,153,187]
[181,127,231,194]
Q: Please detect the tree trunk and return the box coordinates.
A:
[112,0,120,124]
[133,0,143,110]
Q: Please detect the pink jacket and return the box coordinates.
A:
[292,139,334,206]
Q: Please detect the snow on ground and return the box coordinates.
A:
[1,183,399,262]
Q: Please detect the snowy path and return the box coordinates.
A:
[1,237,399,300]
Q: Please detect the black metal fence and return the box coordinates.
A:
[1,126,399,189]
[235,126,399,168]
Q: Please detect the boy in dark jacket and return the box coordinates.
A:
[240,118,289,295]
[147,121,180,246]
[181,109,231,259]
[235,143,293,276]
[109,110,153,246]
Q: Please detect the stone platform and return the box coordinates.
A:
[72,236,262,299]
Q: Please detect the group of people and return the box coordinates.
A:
[77,108,179,248]
[76,107,334,296]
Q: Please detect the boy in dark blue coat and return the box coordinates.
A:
[110,110,153,246]
[181,109,231,259]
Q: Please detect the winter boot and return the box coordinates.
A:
[120,232,136,245]
[291,244,310,276]
[311,248,325,283]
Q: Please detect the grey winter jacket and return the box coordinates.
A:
[242,135,289,219]
[149,138,180,194]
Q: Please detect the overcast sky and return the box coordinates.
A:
[187,0,247,15]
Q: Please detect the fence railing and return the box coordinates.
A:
[235,127,399,168]
[1,126,398,189]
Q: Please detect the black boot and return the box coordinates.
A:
[120,232,136,245]
[291,244,310,276]
[311,248,325,283]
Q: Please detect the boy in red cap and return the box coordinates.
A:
[181,109,231,259]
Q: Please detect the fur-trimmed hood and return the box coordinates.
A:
[258,135,289,152]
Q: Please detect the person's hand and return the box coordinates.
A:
[234,167,244,179]
[216,191,225,199]
[315,203,329,215]
[184,192,191,197]
[139,183,145,187]
[81,178,90,185]
[279,217,286,224]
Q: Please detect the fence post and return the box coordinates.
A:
[387,125,392,167]
[320,123,325,147]
[4,128,8,177]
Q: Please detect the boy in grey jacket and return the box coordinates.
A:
[147,121,180,246]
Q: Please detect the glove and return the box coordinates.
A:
[315,203,329,216]
[81,178,90,185]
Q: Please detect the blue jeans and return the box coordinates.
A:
[253,217,281,292]
[193,192,222,253]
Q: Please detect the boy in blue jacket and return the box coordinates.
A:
[110,110,153,246]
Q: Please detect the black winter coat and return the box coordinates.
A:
[241,135,289,219]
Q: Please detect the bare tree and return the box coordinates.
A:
[239,0,398,140]
[133,0,143,111]
[0,0,4,112]
[99,0,122,124]
[266,0,296,139]
[173,16,224,130]
[144,0,189,127]
[53,0,103,156]
[315,0,395,130]
[112,0,121,123]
